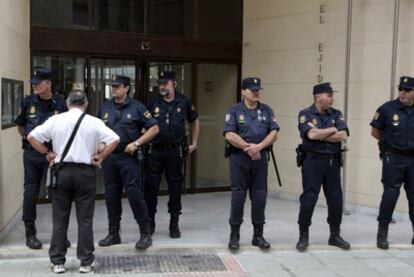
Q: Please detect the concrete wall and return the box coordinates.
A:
[243,0,414,213]
[0,0,30,232]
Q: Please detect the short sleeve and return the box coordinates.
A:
[186,98,199,123]
[335,111,350,136]
[370,105,386,130]
[138,103,158,130]
[28,116,57,143]
[297,110,314,139]
[223,108,237,135]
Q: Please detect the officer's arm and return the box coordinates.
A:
[27,134,49,156]
[371,127,381,141]
[225,131,249,150]
[136,124,159,145]
[258,130,278,150]
[307,126,338,140]
[17,125,25,137]
[189,118,200,150]
[324,130,348,143]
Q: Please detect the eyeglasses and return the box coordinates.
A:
[398,87,414,93]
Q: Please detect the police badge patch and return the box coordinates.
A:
[299,115,306,124]
[225,114,230,122]
[373,112,380,120]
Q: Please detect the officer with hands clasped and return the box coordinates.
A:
[144,70,200,239]
[98,74,159,250]
[15,67,67,249]
[370,76,414,249]
[296,82,350,252]
[223,77,279,250]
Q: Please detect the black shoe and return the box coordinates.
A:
[25,221,42,249]
[411,236,414,245]
[252,224,271,249]
[228,225,240,250]
[135,223,152,250]
[328,226,350,250]
[377,223,389,249]
[98,226,121,247]
[169,214,181,239]
[296,229,309,252]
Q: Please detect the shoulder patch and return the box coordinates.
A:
[144,111,152,119]
[299,115,306,124]
[373,112,379,121]
[225,114,230,122]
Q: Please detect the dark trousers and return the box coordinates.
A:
[229,151,268,226]
[378,153,414,225]
[22,149,49,221]
[49,163,96,266]
[144,148,184,217]
[102,153,149,226]
[298,156,343,229]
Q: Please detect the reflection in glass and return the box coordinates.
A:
[148,0,189,35]
[94,0,144,32]
[31,0,89,28]
[1,79,23,129]
[32,56,86,98]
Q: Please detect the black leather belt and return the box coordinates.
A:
[150,143,178,149]
[307,152,340,160]
[389,148,414,156]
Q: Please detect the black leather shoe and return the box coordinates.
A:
[377,223,389,249]
[328,226,350,250]
[98,226,121,247]
[169,214,181,239]
[228,225,240,250]
[252,224,271,249]
[25,221,42,249]
[296,230,309,252]
[136,223,152,250]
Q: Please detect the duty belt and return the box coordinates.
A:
[307,152,340,160]
[389,148,414,156]
[150,143,178,149]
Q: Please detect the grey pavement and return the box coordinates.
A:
[0,192,413,276]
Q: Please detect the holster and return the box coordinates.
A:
[295,144,306,167]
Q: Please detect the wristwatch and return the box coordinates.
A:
[133,141,140,148]
[43,150,50,156]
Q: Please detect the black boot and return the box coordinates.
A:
[296,227,309,252]
[328,226,350,250]
[135,222,152,250]
[252,224,271,249]
[228,225,240,250]
[169,213,181,239]
[98,225,121,247]
[149,215,156,235]
[24,221,42,249]
[377,223,389,249]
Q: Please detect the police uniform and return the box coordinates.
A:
[370,76,414,249]
[223,77,279,250]
[144,71,198,238]
[296,82,350,251]
[14,67,67,249]
[98,75,157,249]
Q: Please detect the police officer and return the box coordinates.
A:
[296,82,350,251]
[15,67,67,249]
[370,76,414,249]
[144,71,200,238]
[98,74,159,250]
[223,77,279,250]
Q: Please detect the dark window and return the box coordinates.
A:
[31,0,89,29]
[94,0,144,32]
[32,56,87,99]
[148,0,192,36]
[2,78,23,129]
[197,0,242,40]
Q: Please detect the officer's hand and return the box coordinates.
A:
[91,154,103,168]
[124,143,138,155]
[188,143,198,154]
[330,127,339,134]
[244,143,261,157]
[251,152,261,161]
[46,152,57,164]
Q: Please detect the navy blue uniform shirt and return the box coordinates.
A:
[298,104,349,154]
[15,93,67,140]
[370,99,414,151]
[223,100,280,144]
[98,96,157,152]
[147,92,198,145]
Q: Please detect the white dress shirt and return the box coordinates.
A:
[30,107,119,164]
